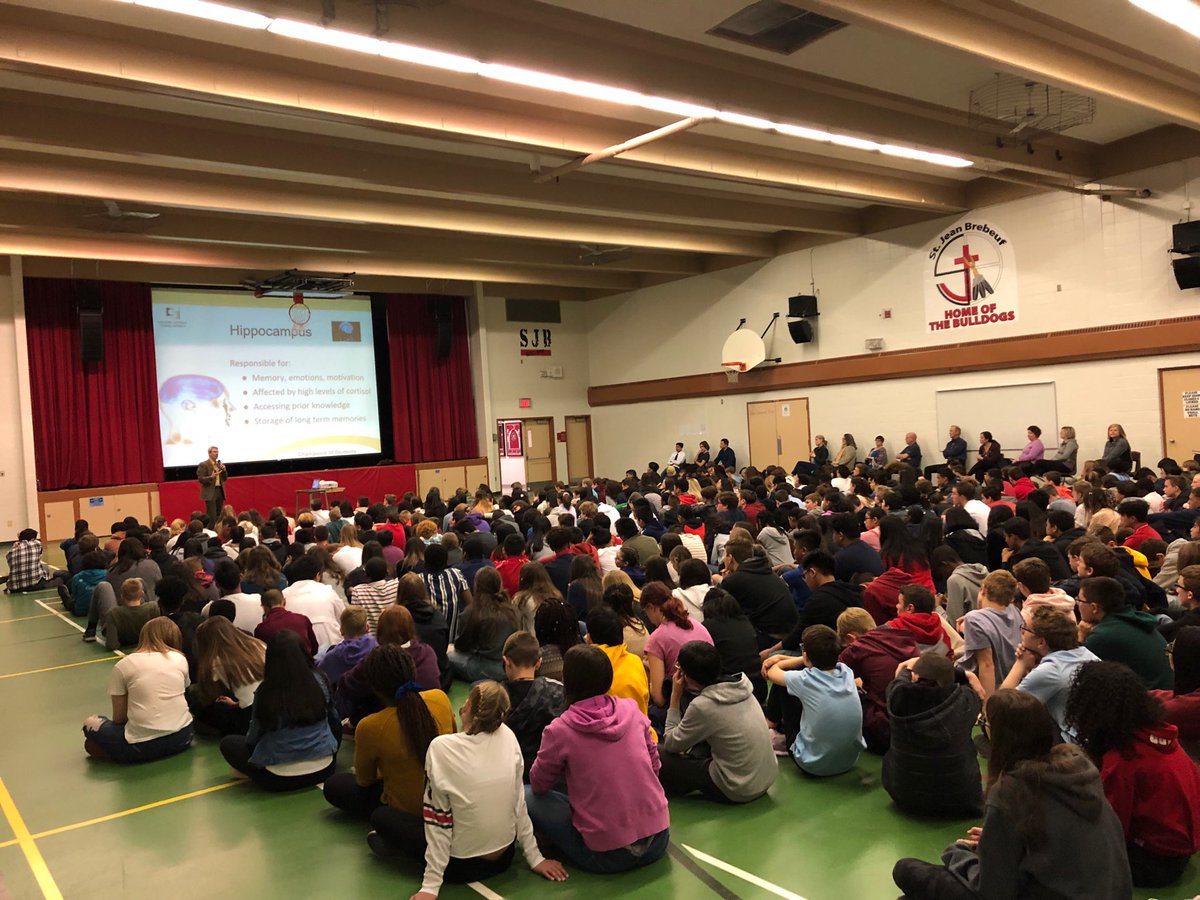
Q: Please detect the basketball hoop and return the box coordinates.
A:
[720,329,766,378]
[721,361,748,372]
[725,368,740,383]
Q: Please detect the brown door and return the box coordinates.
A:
[747,400,779,468]
[524,418,556,490]
[777,398,811,471]
[1160,367,1200,461]
[565,415,593,483]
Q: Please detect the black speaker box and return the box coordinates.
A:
[1174,256,1200,291]
[75,281,103,362]
[431,304,453,359]
[788,294,819,318]
[1173,221,1200,255]
[787,320,814,344]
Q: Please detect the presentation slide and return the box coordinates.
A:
[151,289,382,468]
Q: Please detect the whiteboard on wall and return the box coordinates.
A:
[935,383,1058,456]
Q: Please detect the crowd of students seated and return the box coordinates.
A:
[10,417,1200,896]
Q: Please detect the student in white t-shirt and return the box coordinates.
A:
[82,617,194,764]
[373,681,568,898]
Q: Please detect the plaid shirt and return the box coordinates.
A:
[6,539,48,590]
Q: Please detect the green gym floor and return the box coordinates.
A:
[1,558,1196,899]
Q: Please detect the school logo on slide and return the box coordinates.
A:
[332,320,362,342]
[924,219,1019,334]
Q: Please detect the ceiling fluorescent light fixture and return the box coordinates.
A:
[122,0,270,29]
[107,0,972,168]
[1128,0,1200,39]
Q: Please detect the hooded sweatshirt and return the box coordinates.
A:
[661,674,776,802]
[1021,588,1075,626]
[781,580,863,649]
[838,627,918,753]
[942,745,1132,899]
[672,584,709,622]
[1084,607,1174,690]
[596,643,650,718]
[882,675,982,817]
[945,562,987,622]
[862,566,916,624]
[722,555,798,639]
[530,694,669,852]
[889,611,952,655]
[757,526,793,569]
[1101,723,1200,857]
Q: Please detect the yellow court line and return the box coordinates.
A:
[0,777,63,900]
[0,656,119,680]
[25,779,245,843]
[0,613,56,625]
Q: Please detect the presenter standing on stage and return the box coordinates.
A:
[197,446,228,523]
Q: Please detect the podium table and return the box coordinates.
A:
[296,487,344,518]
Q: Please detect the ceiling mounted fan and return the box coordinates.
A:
[81,200,162,230]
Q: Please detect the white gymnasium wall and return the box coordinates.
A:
[585,160,1200,476]
[479,297,592,482]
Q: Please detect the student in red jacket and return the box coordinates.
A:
[494,533,530,598]
[1066,661,1200,888]
[836,607,918,753]
[887,585,954,657]
[1153,626,1200,759]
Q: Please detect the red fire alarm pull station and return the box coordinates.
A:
[557,431,567,442]
[518,398,532,409]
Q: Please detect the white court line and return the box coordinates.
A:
[33,599,125,658]
[680,844,807,900]
[467,883,504,900]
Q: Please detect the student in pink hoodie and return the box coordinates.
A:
[1012,557,1075,626]
[525,644,670,874]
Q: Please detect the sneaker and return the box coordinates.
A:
[82,627,97,643]
[58,584,73,611]
[366,831,402,859]
[768,727,789,757]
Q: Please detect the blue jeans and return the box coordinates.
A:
[83,717,193,764]
[446,649,505,683]
[523,787,669,874]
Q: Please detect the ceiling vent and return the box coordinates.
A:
[707,1,846,54]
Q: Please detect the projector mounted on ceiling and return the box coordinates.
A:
[241,269,356,299]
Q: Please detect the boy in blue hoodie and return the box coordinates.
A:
[763,624,864,776]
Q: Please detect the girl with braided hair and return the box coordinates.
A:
[323,644,454,852]
[1065,661,1200,888]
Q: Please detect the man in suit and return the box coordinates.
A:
[197,445,228,523]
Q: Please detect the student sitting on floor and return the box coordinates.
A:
[1065,661,1200,889]
[318,606,377,687]
[501,631,566,781]
[835,607,918,754]
[658,641,776,803]
[103,577,161,651]
[893,689,1131,900]
[189,615,264,737]
[397,681,567,894]
[527,644,670,874]
[956,569,1023,698]
[446,568,519,683]
[82,617,194,764]
[763,624,865,776]
[322,644,454,854]
[66,550,108,617]
[219,629,340,792]
[882,651,983,818]
[640,582,713,718]
[337,604,442,727]
[585,606,650,719]
[254,588,318,658]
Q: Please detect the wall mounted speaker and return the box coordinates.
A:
[75,281,103,363]
[1174,256,1200,291]
[431,304,453,358]
[1173,221,1200,255]
[787,320,814,344]
[788,294,819,318]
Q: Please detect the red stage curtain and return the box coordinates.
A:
[24,279,164,490]
[385,295,478,462]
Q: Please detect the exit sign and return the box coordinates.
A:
[518,398,532,409]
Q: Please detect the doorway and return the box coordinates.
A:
[496,417,557,494]
[1159,366,1200,462]
[746,397,811,470]
[564,415,594,484]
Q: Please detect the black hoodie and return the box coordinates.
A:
[782,581,863,649]
[405,600,450,691]
[722,555,798,640]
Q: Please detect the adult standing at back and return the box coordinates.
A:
[197,446,228,525]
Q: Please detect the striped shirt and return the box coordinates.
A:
[422,568,469,641]
[349,578,398,634]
